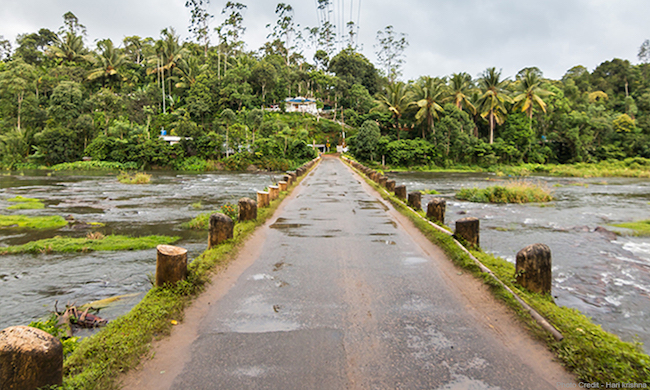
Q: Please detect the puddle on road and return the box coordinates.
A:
[384,220,398,228]
[373,239,397,245]
[270,218,310,230]
[357,199,389,211]
[227,318,301,333]
[403,257,428,266]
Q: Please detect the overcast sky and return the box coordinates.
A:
[2,0,649,81]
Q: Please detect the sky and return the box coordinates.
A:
[1,0,649,81]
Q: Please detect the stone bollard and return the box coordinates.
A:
[0,326,63,390]
[257,191,269,208]
[427,198,446,224]
[208,213,234,249]
[379,176,387,188]
[394,185,407,200]
[408,192,422,210]
[386,180,396,192]
[269,185,280,200]
[156,245,188,286]
[278,181,288,191]
[296,168,303,177]
[455,217,479,248]
[238,197,257,222]
[288,172,297,183]
[282,175,291,185]
[516,244,552,294]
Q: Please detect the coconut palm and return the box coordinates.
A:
[446,72,476,114]
[87,39,127,86]
[411,76,445,138]
[476,67,512,144]
[47,31,89,63]
[148,28,188,96]
[373,82,412,140]
[512,69,554,131]
[174,56,207,90]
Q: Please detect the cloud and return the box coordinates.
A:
[1,0,648,81]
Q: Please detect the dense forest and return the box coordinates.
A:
[1,3,650,170]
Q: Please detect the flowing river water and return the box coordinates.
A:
[0,170,276,332]
[1,169,649,353]
[388,171,650,352]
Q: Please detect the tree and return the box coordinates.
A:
[267,3,297,65]
[221,108,236,156]
[512,68,554,131]
[412,76,445,138]
[185,0,213,57]
[0,59,35,131]
[353,120,381,161]
[47,31,88,64]
[60,12,87,37]
[446,72,476,114]
[476,67,512,144]
[247,108,263,143]
[374,25,408,84]
[251,60,277,103]
[638,39,650,64]
[87,39,127,87]
[15,29,57,65]
[328,48,380,95]
[0,36,11,61]
[148,27,188,110]
[373,81,412,140]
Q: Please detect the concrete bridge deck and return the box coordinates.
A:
[122,156,574,389]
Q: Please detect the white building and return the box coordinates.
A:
[284,97,319,115]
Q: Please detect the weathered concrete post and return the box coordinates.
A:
[378,176,387,188]
[282,175,291,185]
[427,198,446,224]
[0,326,63,390]
[386,180,396,192]
[288,172,297,183]
[238,198,257,222]
[257,191,269,208]
[278,181,288,191]
[408,192,422,210]
[156,245,188,286]
[394,185,407,200]
[455,217,480,248]
[269,185,280,200]
[208,213,234,249]
[516,244,552,294]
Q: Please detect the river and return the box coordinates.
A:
[0,170,277,331]
[388,171,650,352]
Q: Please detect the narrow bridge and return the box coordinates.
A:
[123,155,574,389]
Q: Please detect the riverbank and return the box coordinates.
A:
[357,156,650,179]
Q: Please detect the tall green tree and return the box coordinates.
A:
[512,68,554,131]
[0,59,36,131]
[373,81,412,140]
[476,67,512,144]
[87,39,127,87]
[412,76,445,138]
[446,72,476,114]
[185,0,213,57]
[374,25,409,84]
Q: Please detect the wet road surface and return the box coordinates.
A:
[123,157,574,389]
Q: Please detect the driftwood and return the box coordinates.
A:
[55,301,108,336]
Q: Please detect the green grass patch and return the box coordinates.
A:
[457,180,553,203]
[51,161,139,171]
[345,158,650,384]
[491,158,650,178]
[61,160,319,389]
[183,203,240,230]
[7,202,45,210]
[420,189,440,195]
[0,214,68,230]
[7,195,41,202]
[0,234,179,255]
[117,171,151,184]
[611,220,650,236]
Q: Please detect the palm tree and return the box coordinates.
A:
[512,69,554,131]
[87,39,127,87]
[47,31,89,63]
[446,72,476,114]
[373,82,412,140]
[476,67,512,144]
[411,76,445,138]
[174,56,207,90]
[148,28,188,102]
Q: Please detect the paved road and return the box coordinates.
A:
[124,156,574,389]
